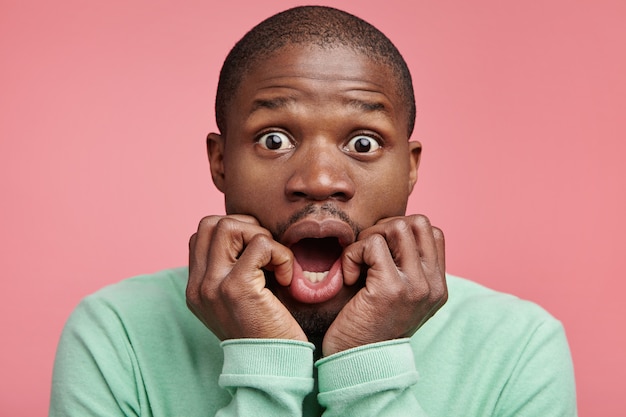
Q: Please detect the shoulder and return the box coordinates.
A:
[444,274,559,326]
[65,266,206,342]
[60,266,219,372]
[53,268,230,415]
[408,280,576,415]
[434,275,576,414]
[74,267,188,320]
[85,266,188,305]
[413,273,567,356]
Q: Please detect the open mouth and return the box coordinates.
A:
[290,237,343,283]
[277,215,356,304]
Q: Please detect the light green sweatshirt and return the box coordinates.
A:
[50,267,576,416]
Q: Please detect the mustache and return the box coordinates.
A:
[274,202,361,243]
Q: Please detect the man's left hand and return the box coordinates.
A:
[322,214,447,356]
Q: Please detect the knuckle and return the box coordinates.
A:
[439,289,449,305]
[248,232,271,247]
[411,214,432,229]
[429,280,448,305]
[198,215,221,230]
[408,282,430,303]
[186,271,222,306]
[212,217,247,242]
[188,232,198,249]
[432,226,445,241]
[216,280,230,300]
[245,234,275,257]
[218,277,244,303]
[384,275,405,297]
[185,283,199,304]
[368,233,388,247]
[405,273,435,302]
[387,218,412,237]
[214,216,238,233]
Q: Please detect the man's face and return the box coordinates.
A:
[208,43,421,336]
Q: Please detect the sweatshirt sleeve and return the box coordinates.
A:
[216,339,315,417]
[316,339,429,417]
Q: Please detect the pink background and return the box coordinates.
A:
[2,0,624,415]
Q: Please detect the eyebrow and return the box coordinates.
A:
[345,98,388,114]
[250,96,295,113]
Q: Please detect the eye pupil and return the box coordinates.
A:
[265,134,283,150]
[354,137,371,152]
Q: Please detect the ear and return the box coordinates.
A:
[206,132,226,192]
[407,140,422,194]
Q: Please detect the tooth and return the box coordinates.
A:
[303,271,329,283]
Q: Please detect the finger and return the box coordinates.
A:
[377,215,441,268]
[260,247,295,287]
[189,216,220,276]
[433,226,446,274]
[188,216,223,301]
[401,216,445,303]
[206,217,273,269]
[360,216,446,305]
[341,241,365,286]
[359,217,420,270]
[342,233,398,286]
[188,215,264,298]
[228,234,294,288]
[407,215,438,268]
[420,224,447,313]
[193,214,261,257]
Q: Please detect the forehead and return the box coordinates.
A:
[228,43,406,126]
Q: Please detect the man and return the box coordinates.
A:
[50,6,577,416]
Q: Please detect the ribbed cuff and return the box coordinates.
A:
[221,339,315,378]
[316,338,417,393]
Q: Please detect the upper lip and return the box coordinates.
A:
[280,217,356,248]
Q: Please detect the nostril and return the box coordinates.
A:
[331,192,348,201]
[289,191,349,202]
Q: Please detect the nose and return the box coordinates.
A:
[285,144,355,202]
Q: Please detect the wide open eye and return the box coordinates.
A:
[256,131,294,151]
[344,135,381,153]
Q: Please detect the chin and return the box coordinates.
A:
[266,270,362,341]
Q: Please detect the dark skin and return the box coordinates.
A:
[187,44,447,357]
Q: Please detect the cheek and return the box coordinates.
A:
[365,182,409,217]
[223,162,286,216]
[357,164,411,216]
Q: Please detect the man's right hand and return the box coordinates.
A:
[186,215,307,342]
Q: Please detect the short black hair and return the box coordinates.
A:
[215,5,416,137]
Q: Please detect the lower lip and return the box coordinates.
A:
[287,257,344,304]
